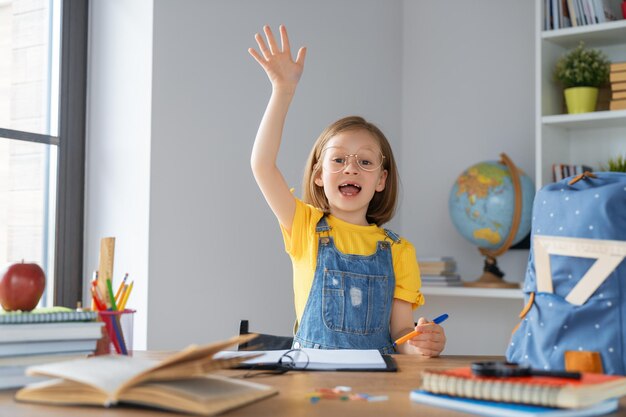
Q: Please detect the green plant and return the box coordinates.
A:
[554,42,610,88]
[601,154,626,172]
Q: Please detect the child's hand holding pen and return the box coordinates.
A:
[394,313,448,357]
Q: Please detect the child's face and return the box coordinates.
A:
[314,129,388,224]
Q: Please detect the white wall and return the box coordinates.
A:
[86,0,535,354]
[85,0,152,349]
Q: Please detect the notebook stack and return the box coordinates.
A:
[610,62,626,111]
[418,257,462,287]
[0,307,103,390]
[411,367,626,417]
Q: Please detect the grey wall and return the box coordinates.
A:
[86,0,535,354]
[398,1,535,353]
[147,0,403,349]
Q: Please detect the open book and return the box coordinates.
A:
[15,334,277,416]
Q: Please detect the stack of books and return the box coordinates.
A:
[552,164,594,182]
[418,257,462,287]
[411,366,626,417]
[544,0,623,30]
[15,334,277,415]
[610,61,626,111]
[0,307,103,389]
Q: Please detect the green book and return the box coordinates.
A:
[0,307,97,324]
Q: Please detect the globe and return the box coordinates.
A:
[448,155,535,287]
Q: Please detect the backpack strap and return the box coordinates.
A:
[511,291,535,335]
[568,171,596,185]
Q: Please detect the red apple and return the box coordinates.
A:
[0,261,46,311]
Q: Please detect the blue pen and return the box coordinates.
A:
[393,313,449,346]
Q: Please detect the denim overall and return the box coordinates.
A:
[293,216,399,354]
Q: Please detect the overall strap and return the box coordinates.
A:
[315,216,332,233]
[383,228,401,244]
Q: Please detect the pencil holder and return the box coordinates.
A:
[97,309,136,355]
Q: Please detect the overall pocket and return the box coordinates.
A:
[322,269,389,335]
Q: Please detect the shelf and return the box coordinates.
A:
[542,110,626,129]
[421,286,524,299]
[541,19,626,48]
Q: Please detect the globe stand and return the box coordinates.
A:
[463,255,519,288]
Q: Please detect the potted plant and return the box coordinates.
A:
[554,42,610,114]
[601,154,626,172]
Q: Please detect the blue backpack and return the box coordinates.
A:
[506,172,626,375]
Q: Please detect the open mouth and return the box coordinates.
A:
[339,183,361,196]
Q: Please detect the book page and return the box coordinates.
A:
[26,355,158,397]
[119,375,277,415]
[26,334,258,400]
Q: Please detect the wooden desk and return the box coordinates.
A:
[1,354,625,416]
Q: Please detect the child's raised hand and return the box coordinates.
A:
[407,317,446,357]
[249,25,306,93]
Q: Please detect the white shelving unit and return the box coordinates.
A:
[421,286,523,299]
[422,7,626,301]
[535,5,626,187]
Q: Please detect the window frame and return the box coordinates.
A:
[0,0,88,307]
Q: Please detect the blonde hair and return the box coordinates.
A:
[302,116,399,226]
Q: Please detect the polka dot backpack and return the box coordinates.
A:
[506,171,626,375]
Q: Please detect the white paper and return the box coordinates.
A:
[214,348,387,370]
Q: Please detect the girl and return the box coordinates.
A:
[249,25,446,356]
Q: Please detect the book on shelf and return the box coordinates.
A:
[552,164,593,182]
[612,81,626,92]
[609,71,626,83]
[410,390,619,417]
[419,367,626,409]
[421,281,463,287]
[609,99,626,111]
[567,0,579,26]
[612,91,626,100]
[421,273,463,287]
[546,0,623,29]
[418,257,457,275]
[0,307,97,324]
[611,62,626,73]
[15,334,277,415]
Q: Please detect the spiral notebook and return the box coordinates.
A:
[419,367,626,408]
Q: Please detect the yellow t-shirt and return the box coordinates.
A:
[281,198,425,325]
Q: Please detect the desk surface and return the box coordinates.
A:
[1,353,625,417]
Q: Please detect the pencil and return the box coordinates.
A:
[106,278,118,311]
[393,313,449,347]
[114,273,128,304]
[119,281,134,311]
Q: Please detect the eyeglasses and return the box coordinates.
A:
[320,147,385,173]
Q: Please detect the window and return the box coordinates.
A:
[0,0,87,308]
